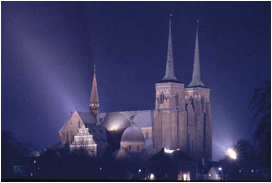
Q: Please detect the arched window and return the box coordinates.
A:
[175,93,179,106]
[160,93,165,103]
[66,131,69,142]
[187,134,190,152]
[71,130,73,141]
[192,140,194,157]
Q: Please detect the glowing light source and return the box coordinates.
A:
[183,173,187,181]
[150,173,155,180]
[138,169,141,173]
[218,167,222,171]
[181,173,190,181]
[227,148,237,160]
[164,148,174,153]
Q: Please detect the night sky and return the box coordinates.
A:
[2,2,271,160]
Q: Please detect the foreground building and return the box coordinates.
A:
[58,16,212,179]
[146,148,197,181]
[70,125,97,157]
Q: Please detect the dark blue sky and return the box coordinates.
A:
[2,2,270,160]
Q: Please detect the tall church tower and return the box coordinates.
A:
[90,66,99,116]
[185,21,212,163]
[153,15,187,151]
[153,19,212,164]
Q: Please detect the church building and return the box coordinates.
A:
[58,16,212,169]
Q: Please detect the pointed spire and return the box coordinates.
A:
[90,65,99,115]
[188,20,205,87]
[161,14,178,82]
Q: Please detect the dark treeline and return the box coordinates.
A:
[221,80,271,181]
[2,130,36,179]
[1,134,143,180]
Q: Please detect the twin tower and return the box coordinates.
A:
[88,16,212,163]
[153,17,212,163]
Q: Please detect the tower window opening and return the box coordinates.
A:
[175,93,180,105]
[129,146,131,150]
[160,93,165,103]
[187,134,190,152]
[192,140,194,156]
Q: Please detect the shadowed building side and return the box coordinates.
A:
[185,21,212,164]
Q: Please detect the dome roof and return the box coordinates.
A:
[121,123,145,142]
[101,112,130,130]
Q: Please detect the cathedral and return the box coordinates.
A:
[58,17,212,174]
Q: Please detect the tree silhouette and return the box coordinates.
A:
[1,130,34,179]
[222,139,263,181]
[249,80,271,175]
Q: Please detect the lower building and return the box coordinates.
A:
[146,148,197,181]
[70,125,97,157]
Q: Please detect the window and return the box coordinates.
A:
[175,93,179,105]
[187,134,190,152]
[129,146,131,150]
[145,132,148,139]
[78,121,80,128]
[192,140,194,156]
[160,93,164,103]
[71,130,73,141]
[137,146,140,150]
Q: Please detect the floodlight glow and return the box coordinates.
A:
[218,167,222,171]
[164,148,174,153]
[150,173,155,180]
[227,148,237,159]
[183,174,187,181]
